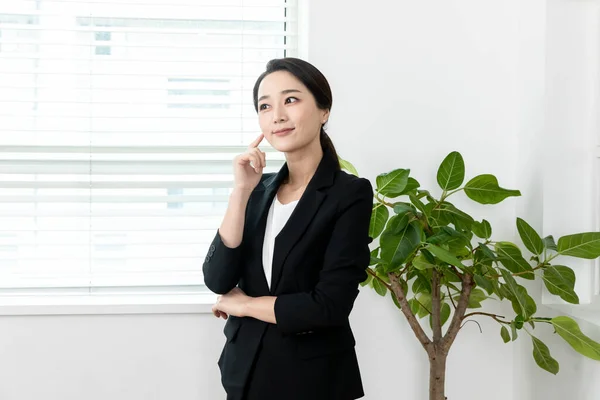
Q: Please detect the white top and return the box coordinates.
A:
[262,195,299,289]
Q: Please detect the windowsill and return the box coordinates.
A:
[0,293,218,316]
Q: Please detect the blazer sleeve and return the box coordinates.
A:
[274,177,373,334]
[202,229,244,295]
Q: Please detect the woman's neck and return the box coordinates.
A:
[283,141,323,188]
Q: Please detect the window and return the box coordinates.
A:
[0,0,295,298]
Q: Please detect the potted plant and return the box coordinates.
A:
[340,151,600,400]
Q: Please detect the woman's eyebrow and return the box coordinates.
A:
[258,89,302,102]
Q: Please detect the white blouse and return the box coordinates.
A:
[262,195,298,289]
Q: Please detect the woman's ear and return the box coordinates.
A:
[321,109,330,125]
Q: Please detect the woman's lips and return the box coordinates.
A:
[273,128,294,136]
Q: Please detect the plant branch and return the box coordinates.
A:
[462,311,511,325]
[366,268,393,291]
[448,264,465,280]
[460,319,483,333]
[388,272,431,349]
[374,193,394,208]
[447,286,457,310]
[431,270,443,342]
[441,273,474,353]
[489,264,545,279]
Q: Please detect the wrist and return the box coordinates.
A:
[242,296,254,318]
[231,187,253,201]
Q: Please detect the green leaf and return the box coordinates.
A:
[542,265,579,304]
[430,302,452,329]
[557,232,600,259]
[376,169,410,198]
[339,157,358,176]
[401,177,421,196]
[380,222,422,271]
[474,246,495,270]
[392,292,402,310]
[495,242,535,280]
[408,298,420,315]
[430,202,474,231]
[427,226,471,251]
[511,321,519,340]
[375,265,390,283]
[472,219,492,239]
[532,336,559,375]
[369,248,381,266]
[500,270,531,318]
[454,288,486,309]
[416,293,432,318]
[369,203,389,239]
[372,278,388,296]
[437,151,465,191]
[413,254,436,270]
[384,212,411,235]
[393,202,417,215]
[501,326,511,343]
[464,174,521,204]
[360,273,373,287]
[426,244,467,270]
[544,235,557,251]
[409,193,428,215]
[412,273,431,294]
[515,314,525,329]
[551,316,600,361]
[474,274,494,296]
[516,218,544,255]
[469,288,487,306]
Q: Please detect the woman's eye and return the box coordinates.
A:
[285,97,298,104]
[259,104,269,110]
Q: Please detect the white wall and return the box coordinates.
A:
[1,1,598,399]
[314,1,520,399]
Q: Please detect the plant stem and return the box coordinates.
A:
[429,352,448,400]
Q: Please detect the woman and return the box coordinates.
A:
[203,57,373,400]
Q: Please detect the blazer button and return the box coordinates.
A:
[205,255,210,262]
[209,245,216,252]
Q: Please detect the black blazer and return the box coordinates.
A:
[203,149,373,400]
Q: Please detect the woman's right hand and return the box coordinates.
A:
[233,134,266,191]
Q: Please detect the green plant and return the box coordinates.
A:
[340,152,600,400]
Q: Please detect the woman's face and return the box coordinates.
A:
[256,70,329,153]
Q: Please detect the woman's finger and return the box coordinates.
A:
[251,148,266,169]
[248,133,264,149]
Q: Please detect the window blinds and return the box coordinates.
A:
[0,0,294,293]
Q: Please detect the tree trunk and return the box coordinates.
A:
[429,351,447,400]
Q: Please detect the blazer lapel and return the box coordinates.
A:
[269,152,337,293]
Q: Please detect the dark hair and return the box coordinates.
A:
[252,57,340,170]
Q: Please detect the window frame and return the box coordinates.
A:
[0,0,309,315]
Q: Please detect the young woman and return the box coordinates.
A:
[203,57,373,400]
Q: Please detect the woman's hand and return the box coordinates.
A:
[212,287,250,319]
[233,134,267,192]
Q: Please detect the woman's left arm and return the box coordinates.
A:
[273,178,373,333]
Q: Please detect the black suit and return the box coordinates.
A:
[203,150,373,400]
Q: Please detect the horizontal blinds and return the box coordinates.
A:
[0,0,294,291]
